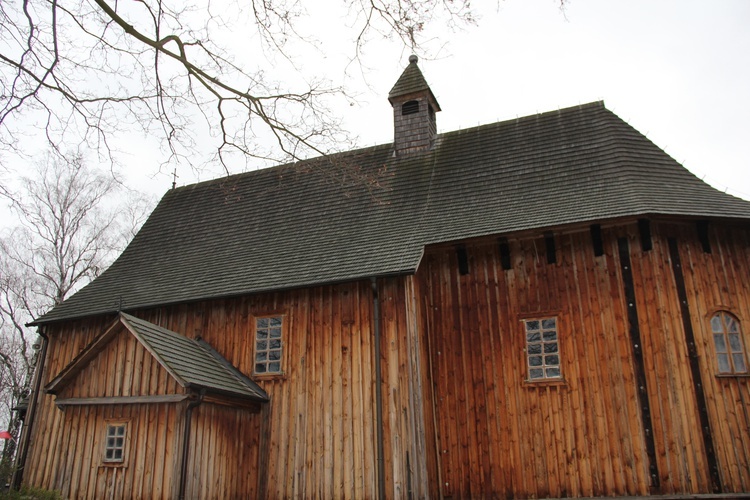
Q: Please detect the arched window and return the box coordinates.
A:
[710,311,748,374]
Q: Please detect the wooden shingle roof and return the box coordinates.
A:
[35,102,750,324]
[47,313,269,401]
[388,55,441,109]
[120,314,268,401]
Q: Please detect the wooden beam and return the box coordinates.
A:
[498,238,512,270]
[544,232,556,264]
[54,394,189,407]
[667,237,722,493]
[617,237,660,490]
[590,224,604,257]
[696,220,712,254]
[455,245,469,275]
[638,219,652,252]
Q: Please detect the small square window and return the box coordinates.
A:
[524,317,561,381]
[103,423,127,463]
[254,315,283,375]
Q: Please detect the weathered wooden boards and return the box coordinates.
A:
[24,279,426,498]
[418,219,750,498]
[671,222,750,492]
[22,218,750,498]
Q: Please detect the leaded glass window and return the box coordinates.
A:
[255,316,283,374]
[710,312,747,374]
[103,423,126,463]
[524,317,561,381]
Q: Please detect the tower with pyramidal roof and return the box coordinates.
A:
[388,55,441,156]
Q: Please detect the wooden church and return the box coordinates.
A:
[15,56,750,498]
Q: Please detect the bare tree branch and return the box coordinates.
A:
[0,153,155,477]
[0,0,474,176]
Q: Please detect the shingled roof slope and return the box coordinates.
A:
[46,313,269,402]
[35,102,750,324]
[120,313,268,401]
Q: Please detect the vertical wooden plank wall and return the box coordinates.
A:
[419,228,650,498]
[661,221,750,492]
[27,279,424,499]
[184,403,262,498]
[625,226,711,493]
[128,281,383,499]
[417,219,750,497]
[378,276,431,499]
[217,282,377,498]
[23,316,102,496]
[174,279,426,499]
[23,317,186,499]
[23,218,748,498]
[182,278,427,498]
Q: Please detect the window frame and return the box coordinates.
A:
[253,314,285,377]
[102,421,128,465]
[709,311,748,376]
[522,316,562,383]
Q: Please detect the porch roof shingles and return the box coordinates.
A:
[121,313,268,401]
[35,102,750,324]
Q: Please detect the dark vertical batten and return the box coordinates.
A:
[696,221,712,254]
[638,219,652,251]
[498,238,512,270]
[617,237,660,490]
[667,238,722,493]
[456,245,469,275]
[544,232,556,264]
[590,224,604,257]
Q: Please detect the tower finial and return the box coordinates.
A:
[408,54,418,64]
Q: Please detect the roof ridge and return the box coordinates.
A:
[165,102,608,197]
[32,99,750,325]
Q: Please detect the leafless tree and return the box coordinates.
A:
[0,251,40,482]
[0,0,474,176]
[0,154,154,478]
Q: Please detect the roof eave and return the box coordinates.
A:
[29,267,420,326]
[185,383,270,403]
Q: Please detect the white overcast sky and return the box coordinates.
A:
[129,0,749,200]
[314,0,750,202]
[6,0,750,204]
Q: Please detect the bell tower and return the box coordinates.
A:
[388,55,441,156]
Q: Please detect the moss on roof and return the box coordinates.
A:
[35,102,750,324]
